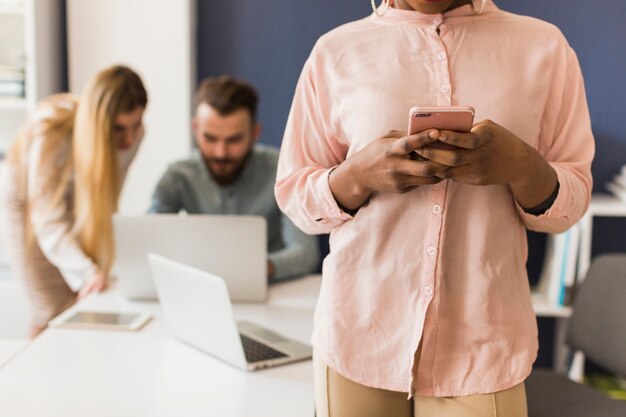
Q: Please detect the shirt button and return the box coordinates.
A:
[424,286,434,297]
[432,204,442,214]
[433,16,443,25]
[426,246,437,256]
[440,83,451,93]
[436,52,446,61]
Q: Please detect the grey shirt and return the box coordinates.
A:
[149,144,319,282]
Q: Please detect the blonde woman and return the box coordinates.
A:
[0,65,148,338]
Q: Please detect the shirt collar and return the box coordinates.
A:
[370,0,498,26]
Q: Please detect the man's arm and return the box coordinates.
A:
[268,214,320,282]
[148,167,183,213]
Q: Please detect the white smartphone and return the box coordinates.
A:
[48,310,152,331]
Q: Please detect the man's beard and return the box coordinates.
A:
[205,147,253,186]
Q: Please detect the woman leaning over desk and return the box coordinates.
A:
[275,0,594,416]
[0,65,148,338]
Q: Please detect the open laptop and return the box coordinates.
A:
[113,214,267,301]
[148,253,312,370]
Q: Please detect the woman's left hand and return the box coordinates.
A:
[78,268,109,299]
[413,119,558,208]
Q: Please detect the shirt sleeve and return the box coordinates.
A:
[268,213,320,282]
[275,44,354,235]
[149,166,183,213]
[516,44,595,234]
[27,138,98,292]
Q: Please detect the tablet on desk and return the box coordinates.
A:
[48,310,151,331]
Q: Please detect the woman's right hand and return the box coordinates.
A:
[78,268,109,299]
[328,130,449,212]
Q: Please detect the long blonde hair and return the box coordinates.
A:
[6,93,79,243]
[72,65,147,276]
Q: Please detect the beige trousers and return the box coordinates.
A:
[314,354,528,417]
[0,168,76,328]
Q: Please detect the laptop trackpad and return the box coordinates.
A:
[237,321,289,344]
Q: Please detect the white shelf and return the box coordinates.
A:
[0,96,27,110]
[0,3,24,15]
[531,292,572,317]
[578,193,626,281]
[533,302,573,318]
[589,193,626,216]
[0,0,63,154]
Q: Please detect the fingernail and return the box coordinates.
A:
[429,130,439,138]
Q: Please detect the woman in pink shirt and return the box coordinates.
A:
[276,0,594,415]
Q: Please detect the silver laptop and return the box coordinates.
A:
[113,214,267,301]
[148,253,312,371]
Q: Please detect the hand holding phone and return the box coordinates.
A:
[408,106,475,150]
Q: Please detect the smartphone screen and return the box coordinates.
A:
[65,311,139,325]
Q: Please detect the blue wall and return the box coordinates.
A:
[198,1,626,189]
[197,1,626,366]
[197,1,369,146]
[499,0,626,189]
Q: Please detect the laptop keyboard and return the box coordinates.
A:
[240,334,287,363]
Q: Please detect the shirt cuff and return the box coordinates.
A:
[515,164,581,233]
[62,263,99,293]
[310,167,354,224]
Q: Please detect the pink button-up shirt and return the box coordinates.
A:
[276,1,594,397]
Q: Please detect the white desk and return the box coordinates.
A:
[0,276,321,417]
[2,255,603,415]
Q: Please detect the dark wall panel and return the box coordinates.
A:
[197,0,369,145]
